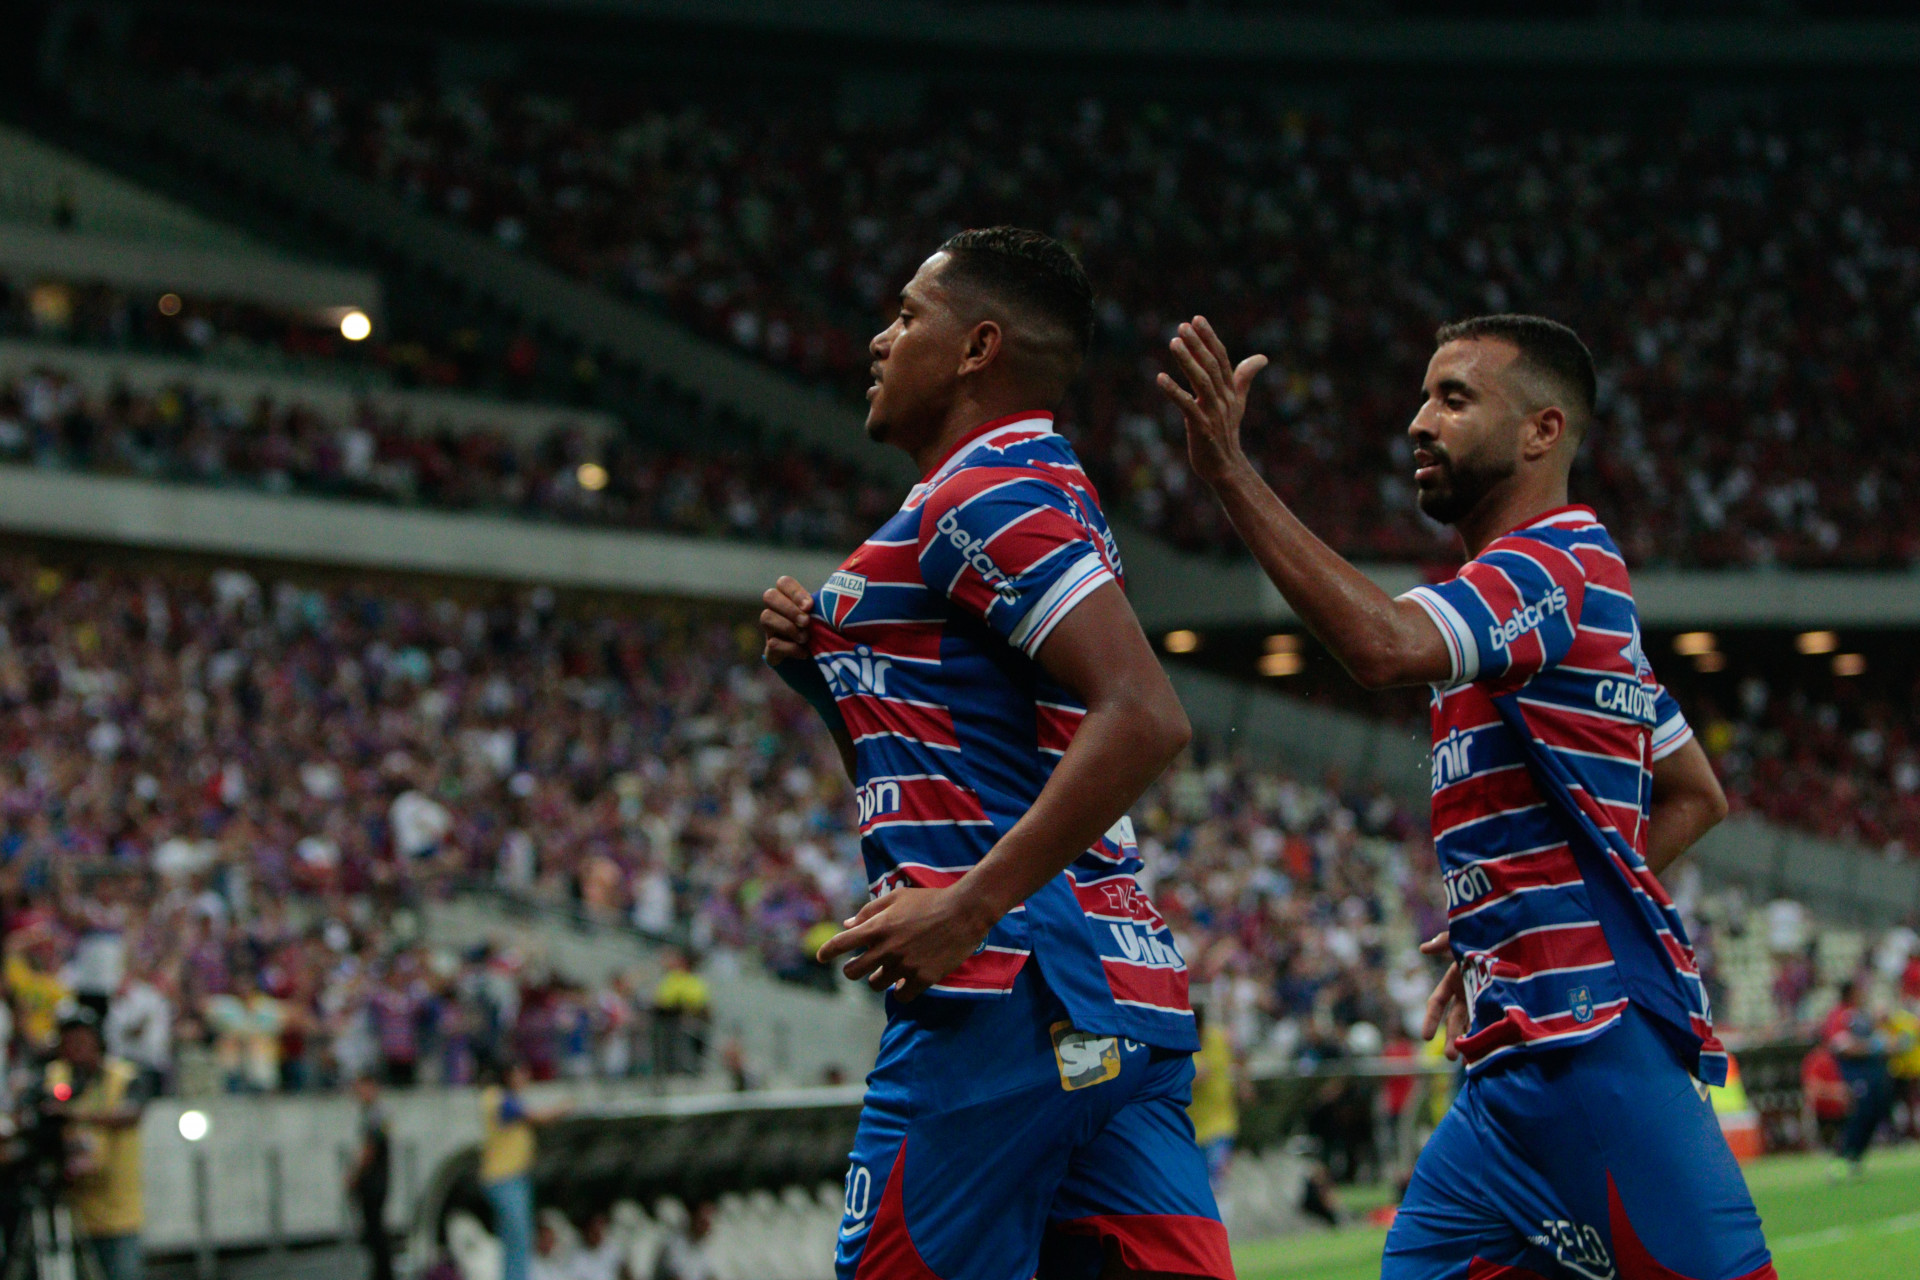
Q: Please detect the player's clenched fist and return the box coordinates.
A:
[759,575,813,665]
[1155,315,1269,485]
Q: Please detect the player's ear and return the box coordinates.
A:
[957,319,1003,377]
[1522,405,1566,461]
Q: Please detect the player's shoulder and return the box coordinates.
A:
[1476,507,1619,579]
[919,436,1089,523]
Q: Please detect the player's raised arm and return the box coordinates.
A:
[820,580,1190,999]
[1156,316,1453,689]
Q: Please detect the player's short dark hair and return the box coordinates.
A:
[1435,314,1597,437]
[935,227,1094,399]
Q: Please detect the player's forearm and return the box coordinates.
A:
[949,695,1189,929]
[1645,794,1724,877]
[1203,454,1435,689]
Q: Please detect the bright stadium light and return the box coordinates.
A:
[178,1110,211,1142]
[339,310,373,342]
[1258,650,1302,677]
[1162,630,1199,654]
[1796,630,1838,655]
[576,462,609,491]
[1263,634,1300,654]
[1833,653,1867,677]
[1672,632,1716,657]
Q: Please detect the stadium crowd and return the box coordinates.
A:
[1690,668,1920,859]
[179,65,1920,569]
[0,366,888,548]
[0,555,1434,1098]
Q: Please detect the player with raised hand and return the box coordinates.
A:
[1158,314,1774,1280]
[761,227,1233,1280]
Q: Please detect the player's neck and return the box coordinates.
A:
[1457,476,1571,557]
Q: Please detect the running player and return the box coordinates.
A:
[759,227,1233,1280]
[1157,314,1774,1280]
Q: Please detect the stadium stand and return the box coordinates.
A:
[152,61,1920,569]
[0,550,1449,1100]
[0,358,885,548]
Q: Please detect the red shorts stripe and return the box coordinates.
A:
[1052,1214,1233,1279]
[852,1140,941,1280]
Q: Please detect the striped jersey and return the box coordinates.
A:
[805,412,1195,1052]
[1401,505,1726,1083]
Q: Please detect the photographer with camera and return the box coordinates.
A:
[40,1009,151,1280]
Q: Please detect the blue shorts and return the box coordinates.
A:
[834,966,1231,1280]
[1384,1006,1775,1280]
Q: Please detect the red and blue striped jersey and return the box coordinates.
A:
[804,413,1195,1052]
[1402,505,1726,1083]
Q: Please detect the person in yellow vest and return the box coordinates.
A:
[479,1062,567,1280]
[47,1009,150,1280]
[6,927,72,1055]
[1188,1006,1240,1200]
[1882,1001,1920,1139]
[650,950,712,1078]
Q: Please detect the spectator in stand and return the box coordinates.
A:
[0,368,888,551]
[175,61,1920,570]
[0,550,1440,1096]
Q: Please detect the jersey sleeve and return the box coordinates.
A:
[1649,686,1694,761]
[1398,534,1586,690]
[916,469,1117,657]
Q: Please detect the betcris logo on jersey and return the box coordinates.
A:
[935,508,1021,603]
[1487,584,1569,652]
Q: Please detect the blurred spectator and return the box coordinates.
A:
[0,551,1441,1096]
[1820,978,1892,1174]
[650,950,711,1079]
[48,1009,148,1280]
[348,1074,394,1280]
[0,367,887,550]
[177,64,1920,570]
[1188,1005,1239,1200]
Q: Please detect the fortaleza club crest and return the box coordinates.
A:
[824,571,866,628]
[1569,985,1595,1023]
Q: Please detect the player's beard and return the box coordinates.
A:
[1415,441,1516,526]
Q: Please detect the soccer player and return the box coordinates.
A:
[1157,315,1775,1280]
[758,227,1234,1280]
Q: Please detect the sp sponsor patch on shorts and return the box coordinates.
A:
[1050,1020,1121,1092]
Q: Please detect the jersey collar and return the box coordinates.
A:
[920,411,1055,482]
[1515,504,1597,533]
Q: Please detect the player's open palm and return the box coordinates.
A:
[1156,315,1268,484]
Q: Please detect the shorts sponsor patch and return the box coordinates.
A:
[1050,1020,1121,1092]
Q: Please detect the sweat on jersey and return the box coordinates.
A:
[1401,505,1726,1084]
[804,412,1196,1053]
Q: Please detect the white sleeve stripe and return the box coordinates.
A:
[1010,554,1113,655]
[1650,713,1694,762]
[1402,586,1477,686]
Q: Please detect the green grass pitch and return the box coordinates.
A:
[1231,1145,1920,1280]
